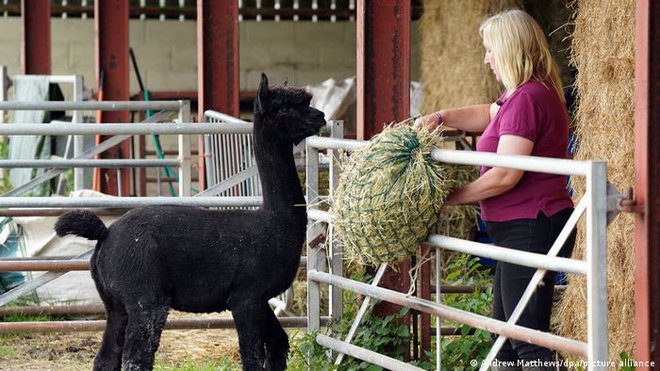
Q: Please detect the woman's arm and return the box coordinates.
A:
[445,135,534,205]
[415,103,494,133]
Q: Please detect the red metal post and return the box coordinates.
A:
[356,0,412,343]
[635,0,660,367]
[356,0,410,140]
[95,0,131,196]
[197,0,239,191]
[21,0,51,75]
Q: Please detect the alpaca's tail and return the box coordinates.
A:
[55,210,109,241]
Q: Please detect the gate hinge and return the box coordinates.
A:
[607,184,643,224]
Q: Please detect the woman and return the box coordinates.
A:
[416,9,576,368]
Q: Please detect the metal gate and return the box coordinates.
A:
[305,135,608,370]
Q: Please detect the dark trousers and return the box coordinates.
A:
[485,208,576,364]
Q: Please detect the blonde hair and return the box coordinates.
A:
[479,9,564,102]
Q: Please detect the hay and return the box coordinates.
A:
[419,0,521,241]
[331,124,452,266]
[433,165,480,240]
[555,0,636,362]
[419,0,522,113]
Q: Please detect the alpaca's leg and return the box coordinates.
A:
[93,299,128,371]
[121,305,169,371]
[262,305,289,370]
[233,301,289,371]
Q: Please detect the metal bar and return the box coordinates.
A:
[0,209,127,217]
[0,100,183,111]
[329,120,343,337]
[195,166,258,197]
[306,136,592,177]
[435,247,442,369]
[0,250,94,307]
[634,0,656,366]
[72,74,85,191]
[306,144,321,333]
[0,316,331,333]
[197,0,239,117]
[318,334,425,371]
[356,0,410,139]
[0,65,7,123]
[0,304,105,316]
[178,100,192,197]
[306,135,366,151]
[0,123,253,135]
[0,260,90,272]
[0,159,181,168]
[22,0,51,75]
[309,270,588,357]
[203,110,250,125]
[431,148,592,177]
[0,196,262,208]
[335,263,387,366]
[481,198,587,369]
[3,134,132,196]
[586,162,609,366]
[0,253,306,272]
[307,208,332,223]
[427,234,587,275]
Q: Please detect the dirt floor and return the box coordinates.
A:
[0,311,243,371]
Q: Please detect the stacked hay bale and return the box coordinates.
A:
[555,0,636,360]
[419,0,521,110]
[419,0,636,361]
[419,0,521,241]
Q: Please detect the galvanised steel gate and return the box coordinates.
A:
[305,135,608,370]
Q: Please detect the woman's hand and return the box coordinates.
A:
[413,112,443,131]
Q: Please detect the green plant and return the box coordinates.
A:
[619,351,636,371]
[0,136,11,193]
[438,255,494,370]
[288,331,337,371]
[289,255,493,370]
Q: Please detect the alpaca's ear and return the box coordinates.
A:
[255,73,269,114]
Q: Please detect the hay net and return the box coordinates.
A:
[331,123,451,266]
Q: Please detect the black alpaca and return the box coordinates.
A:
[55,73,326,371]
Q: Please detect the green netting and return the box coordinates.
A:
[332,124,451,266]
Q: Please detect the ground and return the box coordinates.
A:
[0,311,243,371]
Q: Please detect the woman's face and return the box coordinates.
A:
[483,41,500,81]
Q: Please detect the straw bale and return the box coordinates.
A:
[555,0,635,362]
[419,0,522,241]
[419,0,522,113]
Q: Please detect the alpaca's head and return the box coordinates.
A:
[254,73,326,145]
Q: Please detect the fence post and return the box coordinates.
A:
[0,65,7,124]
[586,160,609,367]
[72,74,85,191]
[178,100,192,196]
[329,120,343,336]
[306,142,321,333]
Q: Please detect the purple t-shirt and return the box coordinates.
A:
[476,79,573,222]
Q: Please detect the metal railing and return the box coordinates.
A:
[305,135,608,370]
[0,98,192,195]
[0,115,337,333]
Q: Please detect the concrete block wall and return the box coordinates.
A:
[0,17,420,95]
[0,16,421,196]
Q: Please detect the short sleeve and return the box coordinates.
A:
[496,91,539,142]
